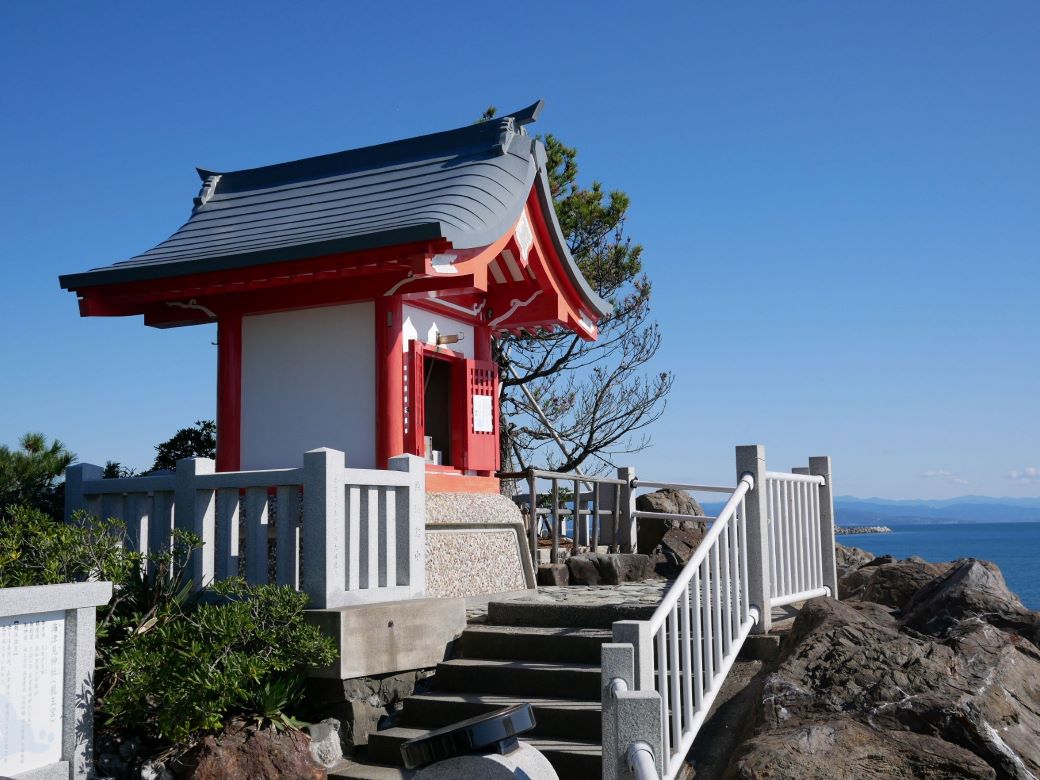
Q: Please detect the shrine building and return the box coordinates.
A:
[59,101,608,493]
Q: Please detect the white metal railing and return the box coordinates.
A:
[603,446,838,779]
[64,448,426,608]
[645,474,758,778]
[765,470,831,607]
[497,468,628,564]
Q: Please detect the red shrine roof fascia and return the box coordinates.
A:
[59,100,609,338]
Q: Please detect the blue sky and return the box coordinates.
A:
[1,2,1037,499]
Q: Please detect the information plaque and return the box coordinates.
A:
[0,610,65,776]
[473,394,494,433]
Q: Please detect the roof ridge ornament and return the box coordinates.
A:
[192,174,222,211]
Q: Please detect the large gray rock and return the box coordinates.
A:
[565,553,654,585]
[635,489,704,554]
[857,556,951,609]
[305,718,344,768]
[901,559,1040,646]
[536,563,570,586]
[733,719,996,779]
[735,577,1040,778]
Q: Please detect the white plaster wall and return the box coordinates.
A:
[240,303,376,469]
[402,304,474,359]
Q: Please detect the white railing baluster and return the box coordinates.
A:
[711,542,722,683]
[346,484,361,591]
[720,524,732,655]
[365,486,380,589]
[215,488,240,580]
[275,485,300,588]
[244,487,269,585]
[692,568,703,711]
[656,624,670,769]
[680,585,693,733]
[700,557,713,696]
[383,486,397,587]
[668,604,681,759]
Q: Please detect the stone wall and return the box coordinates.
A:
[424,492,534,599]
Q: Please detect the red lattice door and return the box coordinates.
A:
[453,358,499,472]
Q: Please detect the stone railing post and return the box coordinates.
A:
[601,641,664,779]
[64,463,103,524]
[302,448,346,609]
[601,642,633,780]
[175,457,216,589]
[616,465,637,553]
[616,690,664,779]
[736,444,772,634]
[389,453,426,597]
[612,620,653,691]
[809,456,839,600]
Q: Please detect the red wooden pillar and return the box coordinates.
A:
[216,311,242,472]
[376,296,405,468]
[474,321,493,362]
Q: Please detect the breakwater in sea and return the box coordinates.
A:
[835,525,892,534]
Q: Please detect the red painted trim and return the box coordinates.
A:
[68,240,446,302]
[216,312,242,472]
[405,297,486,326]
[375,296,404,468]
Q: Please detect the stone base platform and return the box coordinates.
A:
[306,597,466,679]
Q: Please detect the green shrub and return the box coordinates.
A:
[0,509,336,750]
[102,577,336,746]
[0,505,135,587]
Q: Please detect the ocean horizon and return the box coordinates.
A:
[839,521,1040,610]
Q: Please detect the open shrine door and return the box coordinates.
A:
[407,342,499,473]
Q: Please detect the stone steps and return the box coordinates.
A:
[457,623,612,663]
[329,587,772,779]
[433,657,602,700]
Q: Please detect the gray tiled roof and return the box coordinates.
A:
[58,101,608,318]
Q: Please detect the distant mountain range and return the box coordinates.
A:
[700,496,1040,525]
[832,496,1040,525]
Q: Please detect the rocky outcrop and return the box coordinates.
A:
[178,722,325,780]
[730,552,1040,779]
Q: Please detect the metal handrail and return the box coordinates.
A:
[647,473,754,634]
[631,479,734,494]
[497,467,627,485]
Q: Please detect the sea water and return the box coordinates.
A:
[839,522,1040,610]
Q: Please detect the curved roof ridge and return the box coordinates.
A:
[199,101,543,196]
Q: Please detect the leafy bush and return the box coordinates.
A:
[0,509,336,751]
[103,578,336,745]
[0,505,134,587]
